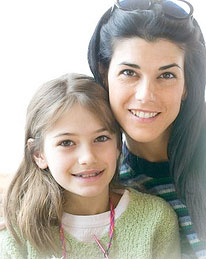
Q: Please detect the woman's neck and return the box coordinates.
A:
[125,132,170,162]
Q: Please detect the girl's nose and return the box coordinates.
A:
[77,144,96,165]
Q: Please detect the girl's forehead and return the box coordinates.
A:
[47,103,108,132]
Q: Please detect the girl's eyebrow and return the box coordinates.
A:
[53,128,108,138]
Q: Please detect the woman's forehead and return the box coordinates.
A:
[110,37,185,67]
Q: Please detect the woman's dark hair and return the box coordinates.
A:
[88,3,206,240]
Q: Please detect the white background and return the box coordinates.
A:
[0,0,205,175]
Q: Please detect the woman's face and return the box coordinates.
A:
[107,37,185,144]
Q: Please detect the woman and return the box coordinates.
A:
[88,0,206,258]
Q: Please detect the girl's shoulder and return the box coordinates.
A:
[0,227,14,245]
[0,228,27,258]
[127,188,177,221]
[0,228,26,259]
[0,227,61,259]
[117,188,180,257]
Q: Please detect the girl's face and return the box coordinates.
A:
[107,37,185,145]
[36,103,119,200]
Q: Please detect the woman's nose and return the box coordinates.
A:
[77,144,96,165]
[135,78,156,103]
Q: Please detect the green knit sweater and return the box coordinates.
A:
[0,189,180,259]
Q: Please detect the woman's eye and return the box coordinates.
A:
[121,69,136,77]
[59,140,74,147]
[95,135,110,143]
[159,72,175,79]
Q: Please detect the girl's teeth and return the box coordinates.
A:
[131,110,158,118]
[78,172,100,178]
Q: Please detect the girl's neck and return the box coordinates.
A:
[125,131,170,162]
[63,189,121,215]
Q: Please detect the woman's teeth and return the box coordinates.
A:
[130,110,158,118]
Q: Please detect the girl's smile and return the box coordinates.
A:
[71,169,105,182]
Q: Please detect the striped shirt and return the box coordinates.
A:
[119,143,206,259]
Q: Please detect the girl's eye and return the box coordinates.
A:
[95,135,110,143]
[159,72,175,79]
[59,140,75,147]
[121,69,136,77]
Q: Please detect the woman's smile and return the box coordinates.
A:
[129,109,160,122]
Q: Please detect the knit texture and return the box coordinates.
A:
[0,189,180,259]
[119,143,206,259]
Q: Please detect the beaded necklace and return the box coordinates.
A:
[59,199,115,259]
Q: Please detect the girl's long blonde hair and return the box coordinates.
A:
[4,73,121,256]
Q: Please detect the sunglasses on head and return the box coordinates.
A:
[113,0,193,19]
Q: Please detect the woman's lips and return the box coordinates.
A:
[129,109,160,122]
[129,109,160,118]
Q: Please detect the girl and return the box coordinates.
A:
[87,0,206,257]
[0,73,180,258]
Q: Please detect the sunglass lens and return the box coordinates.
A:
[162,0,192,19]
[117,0,151,11]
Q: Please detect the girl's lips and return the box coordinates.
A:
[71,170,105,183]
[72,169,104,178]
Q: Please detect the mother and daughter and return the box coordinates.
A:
[1,0,206,258]
[0,74,179,258]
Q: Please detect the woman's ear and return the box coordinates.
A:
[182,86,187,101]
[27,138,48,169]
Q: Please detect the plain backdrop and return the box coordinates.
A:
[0,0,205,175]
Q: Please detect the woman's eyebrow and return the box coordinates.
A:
[119,62,140,69]
[159,63,182,70]
[119,62,182,71]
